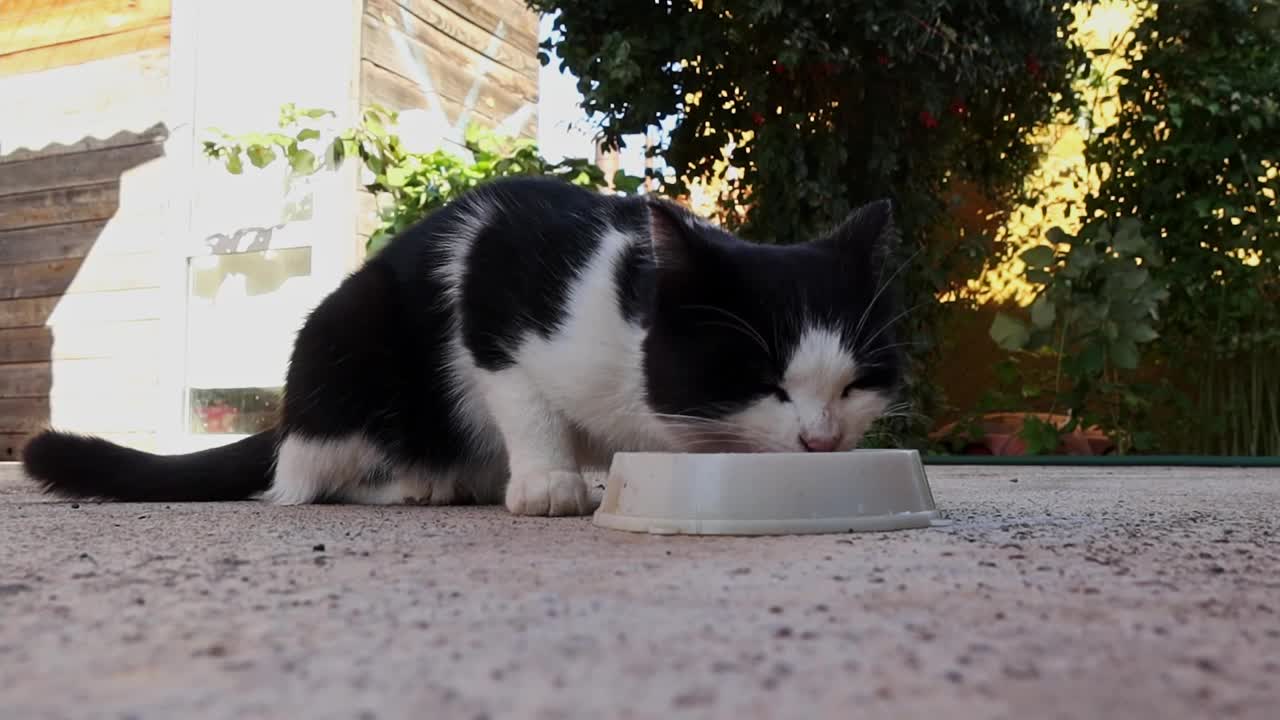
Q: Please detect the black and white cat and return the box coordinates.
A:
[23,177,906,516]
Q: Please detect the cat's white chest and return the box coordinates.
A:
[500,229,669,453]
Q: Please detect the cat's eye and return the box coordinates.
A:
[841,376,875,398]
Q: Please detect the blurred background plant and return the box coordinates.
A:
[986,219,1169,454]
[202,103,643,255]
[1082,0,1280,454]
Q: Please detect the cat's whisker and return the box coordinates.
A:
[855,300,931,356]
[694,321,773,356]
[851,245,923,348]
[656,418,797,453]
[862,340,927,358]
[682,304,772,358]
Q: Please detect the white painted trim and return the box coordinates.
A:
[155,0,200,453]
[158,0,367,452]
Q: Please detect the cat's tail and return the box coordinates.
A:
[20,429,278,502]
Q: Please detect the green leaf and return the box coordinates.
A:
[994,359,1020,387]
[1111,219,1144,254]
[384,165,411,188]
[1020,245,1056,268]
[1130,323,1159,343]
[1079,344,1105,375]
[288,149,317,175]
[1109,339,1140,370]
[1030,296,1056,329]
[246,145,277,168]
[990,312,1031,351]
[296,128,321,142]
[612,170,644,194]
[225,153,243,174]
[1131,431,1156,452]
[1018,416,1061,455]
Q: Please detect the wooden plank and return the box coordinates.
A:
[360,60,534,138]
[0,327,53,364]
[1,319,159,362]
[0,0,170,57]
[0,362,51,398]
[0,288,162,330]
[0,432,35,460]
[51,357,159,389]
[363,9,537,103]
[361,12,537,115]
[0,214,166,265]
[0,182,119,233]
[368,0,539,82]
[0,140,164,198]
[360,60,491,122]
[0,258,81,300]
[0,397,49,433]
[431,0,540,56]
[0,19,171,78]
[0,297,57,330]
[0,253,164,300]
[0,221,101,264]
[59,252,165,294]
[50,385,162,433]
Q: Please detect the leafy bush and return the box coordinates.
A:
[1085,1,1280,454]
[532,0,1088,447]
[989,219,1170,453]
[203,104,643,254]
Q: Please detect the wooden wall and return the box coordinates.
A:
[0,0,172,458]
[358,0,541,244]
[361,0,539,133]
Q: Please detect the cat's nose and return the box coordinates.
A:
[800,433,842,452]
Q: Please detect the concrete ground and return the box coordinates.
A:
[1,462,1277,720]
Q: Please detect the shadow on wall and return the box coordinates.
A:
[0,124,169,460]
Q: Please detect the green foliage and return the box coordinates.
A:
[1086,1,1280,454]
[203,103,642,255]
[1019,414,1065,456]
[532,0,1089,447]
[990,219,1170,453]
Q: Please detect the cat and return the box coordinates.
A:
[22,176,906,516]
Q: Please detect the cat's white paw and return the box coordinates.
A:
[505,470,593,516]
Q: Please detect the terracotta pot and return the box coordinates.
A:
[932,412,1113,456]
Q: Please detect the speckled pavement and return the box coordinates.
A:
[1,463,1277,720]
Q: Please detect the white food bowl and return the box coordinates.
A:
[592,450,936,536]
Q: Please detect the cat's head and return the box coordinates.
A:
[641,197,905,453]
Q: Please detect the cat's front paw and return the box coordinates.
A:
[505,470,593,517]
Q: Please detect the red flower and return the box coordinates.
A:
[949,98,968,116]
[752,112,766,127]
[918,110,939,129]
[772,62,787,75]
[876,53,890,67]
[1025,54,1042,77]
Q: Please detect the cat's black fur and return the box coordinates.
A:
[23,177,905,506]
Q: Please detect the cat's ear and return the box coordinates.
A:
[820,198,898,258]
[646,198,705,272]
